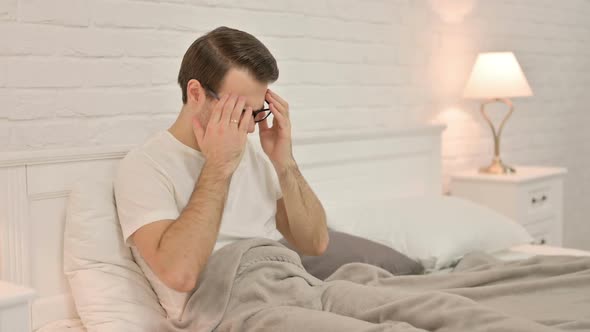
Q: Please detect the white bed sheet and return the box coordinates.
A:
[430,244,590,275]
[503,244,590,259]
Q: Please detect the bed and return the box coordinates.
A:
[0,124,589,331]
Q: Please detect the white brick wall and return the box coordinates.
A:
[0,0,589,249]
[418,0,590,251]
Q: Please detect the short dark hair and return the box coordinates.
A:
[177,26,279,104]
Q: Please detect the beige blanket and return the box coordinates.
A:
[163,238,590,331]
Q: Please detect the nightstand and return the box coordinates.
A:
[450,166,567,246]
[0,280,36,332]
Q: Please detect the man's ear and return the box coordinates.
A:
[186,79,207,108]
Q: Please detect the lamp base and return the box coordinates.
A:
[479,157,516,174]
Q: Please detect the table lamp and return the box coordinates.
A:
[462,52,533,174]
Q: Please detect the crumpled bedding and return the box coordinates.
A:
[161,238,590,331]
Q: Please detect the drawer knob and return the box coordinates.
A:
[532,195,548,204]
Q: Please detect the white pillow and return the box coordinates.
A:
[64,177,166,332]
[326,195,533,271]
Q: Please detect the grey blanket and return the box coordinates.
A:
[163,238,590,332]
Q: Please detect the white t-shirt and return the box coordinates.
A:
[113,129,283,319]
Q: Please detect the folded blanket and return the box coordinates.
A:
[163,238,590,331]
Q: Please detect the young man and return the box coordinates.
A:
[113,26,329,319]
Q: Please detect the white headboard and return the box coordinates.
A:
[0,124,444,330]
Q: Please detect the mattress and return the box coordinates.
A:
[35,244,590,332]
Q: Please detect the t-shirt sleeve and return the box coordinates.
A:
[113,151,180,246]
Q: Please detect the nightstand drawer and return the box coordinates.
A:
[0,303,31,332]
[522,181,556,219]
[0,281,35,332]
[523,216,552,245]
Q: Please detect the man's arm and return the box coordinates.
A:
[131,92,252,293]
[131,162,231,292]
[274,159,329,256]
[259,88,329,256]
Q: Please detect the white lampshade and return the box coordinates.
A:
[463,52,533,99]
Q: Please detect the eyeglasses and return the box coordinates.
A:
[203,85,272,124]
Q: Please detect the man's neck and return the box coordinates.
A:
[168,108,202,153]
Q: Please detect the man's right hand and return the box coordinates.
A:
[192,94,254,177]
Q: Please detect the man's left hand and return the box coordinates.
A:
[259,89,295,171]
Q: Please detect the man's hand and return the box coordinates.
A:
[192,94,254,177]
[259,89,295,172]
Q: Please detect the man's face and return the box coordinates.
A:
[202,67,268,134]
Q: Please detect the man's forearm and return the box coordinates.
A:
[157,162,231,284]
[275,159,329,255]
